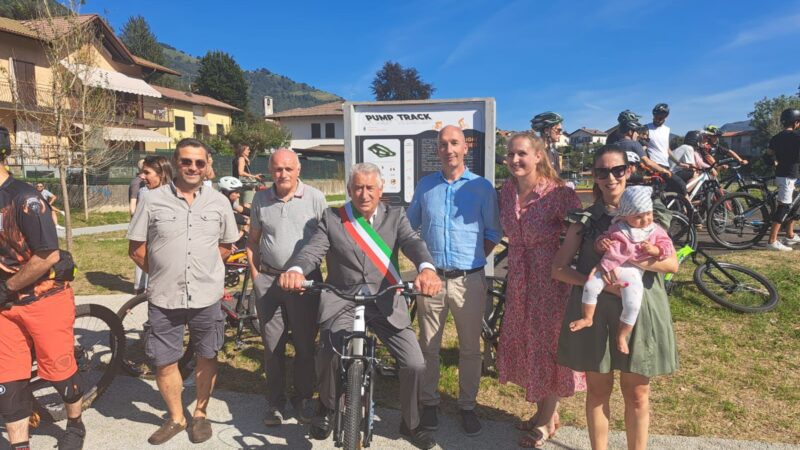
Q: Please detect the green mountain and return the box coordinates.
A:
[158,44,343,115]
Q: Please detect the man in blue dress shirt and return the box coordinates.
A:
[407,125,501,437]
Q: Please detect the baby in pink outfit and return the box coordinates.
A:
[570,185,675,354]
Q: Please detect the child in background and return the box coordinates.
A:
[569,185,675,354]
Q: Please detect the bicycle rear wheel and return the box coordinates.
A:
[707,192,770,249]
[343,359,364,450]
[693,262,779,313]
[31,303,124,422]
[667,212,697,250]
[117,294,193,379]
[661,191,691,218]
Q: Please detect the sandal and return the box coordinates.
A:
[516,412,560,437]
[518,426,550,448]
[515,412,539,432]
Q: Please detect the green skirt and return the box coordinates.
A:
[557,272,679,377]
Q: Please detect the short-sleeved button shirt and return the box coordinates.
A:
[127,183,239,309]
[250,180,327,270]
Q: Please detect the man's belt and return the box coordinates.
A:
[259,263,286,277]
[435,267,482,279]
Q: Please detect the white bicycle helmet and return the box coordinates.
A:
[626,151,641,165]
[218,176,243,193]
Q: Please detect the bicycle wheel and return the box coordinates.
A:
[693,262,779,313]
[707,192,770,249]
[481,276,506,374]
[30,303,124,422]
[661,191,691,217]
[117,294,193,379]
[343,359,364,450]
[667,212,697,250]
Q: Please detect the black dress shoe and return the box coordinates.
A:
[399,420,436,450]
[309,405,334,440]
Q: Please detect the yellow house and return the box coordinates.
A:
[147,85,240,152]
[0,14,177,175]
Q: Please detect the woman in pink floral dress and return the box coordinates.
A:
[497,133,585,448]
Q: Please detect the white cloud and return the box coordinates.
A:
[724,13,800,48]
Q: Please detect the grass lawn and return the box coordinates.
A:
[61,210,130,228]
[325,194,346,202]
[68,233,800,443]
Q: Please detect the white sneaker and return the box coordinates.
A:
[767,240,793,251]
[783,235,800,245]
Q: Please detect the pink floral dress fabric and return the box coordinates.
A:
[497,180,586,402]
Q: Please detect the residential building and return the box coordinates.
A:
[149,85,240,151]
[0,14,176,176]
[720,120,757,157]
[265,101,344,159]
[569,127,607,148]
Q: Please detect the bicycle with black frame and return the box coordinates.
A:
[300,280,421,450]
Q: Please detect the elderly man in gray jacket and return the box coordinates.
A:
[280,162,441,449]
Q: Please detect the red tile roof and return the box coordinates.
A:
[152,85,241,111]
[266,101,343,118]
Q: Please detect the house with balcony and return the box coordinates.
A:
[569,127,608,148]
[148,85,240,151]
[0,14,176,176]
[720,120,758,157]
[265,101,344,160]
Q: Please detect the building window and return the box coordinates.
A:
[175,116,185,131]
[325,123,335,138]
[216,124,224,135]
[311,123,321,139]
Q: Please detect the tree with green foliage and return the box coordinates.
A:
[194,51,249,117]
[0,0,67,19]
[119,15,166,83]
[371,61,434,101]
[226,120,291,155]
[748,94,800,150]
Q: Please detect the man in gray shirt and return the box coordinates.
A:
[127,139,238,445]
[246,148,327,426]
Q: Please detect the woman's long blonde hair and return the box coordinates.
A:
[506,133,564,186]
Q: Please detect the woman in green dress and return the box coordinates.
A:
[552,144,679,450]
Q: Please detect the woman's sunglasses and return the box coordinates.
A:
[594,165,627,180]
[178,158,207,169]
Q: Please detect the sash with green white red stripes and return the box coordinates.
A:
[338,202,401,284]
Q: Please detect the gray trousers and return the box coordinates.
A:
[318,304,425,429]
[253,271,320,406]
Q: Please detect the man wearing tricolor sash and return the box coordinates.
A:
[280,163,442,449]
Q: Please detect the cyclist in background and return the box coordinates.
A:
[531,112,565,175]
[0,144,86,450]
[35,182,64,231]
[643,103,688,196]
[218,176,250,249]
[765,108,800,251]
[703,125,748,165]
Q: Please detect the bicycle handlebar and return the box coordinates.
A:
[300,280,417,302]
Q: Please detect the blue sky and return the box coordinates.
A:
[84,0,800,134]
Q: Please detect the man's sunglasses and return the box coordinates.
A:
[594,165,627,180]
[178,158,207,169]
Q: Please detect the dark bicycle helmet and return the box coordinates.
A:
[704,125,723,136]
[652,103,670,115]
[780,108,800,127]
[617,110,641,125]
[530,111,564,131]
[684,130,702,147]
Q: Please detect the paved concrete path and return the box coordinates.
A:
[57,222,130,237]
[4,374,798,450]
[2,294,798,450]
